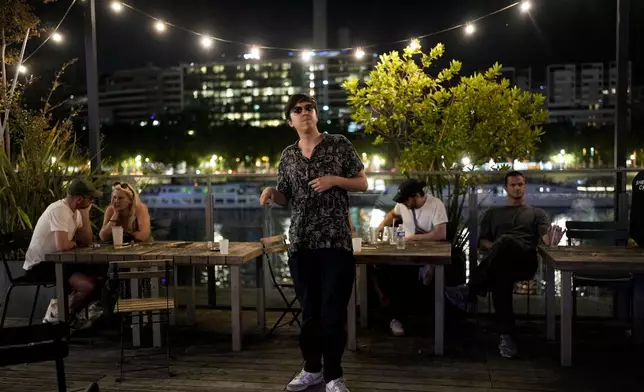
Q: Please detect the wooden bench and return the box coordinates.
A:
[0,322,69,391]
[565,220,632,318]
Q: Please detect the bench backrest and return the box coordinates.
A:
[566,220,629,245]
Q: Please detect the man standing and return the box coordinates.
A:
[24,179,102,323]
[374,179,448,336]
[260,94,367,392]
[445,171,564,358]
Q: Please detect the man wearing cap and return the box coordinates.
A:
[375,179,448,336]
[24,178,102,323]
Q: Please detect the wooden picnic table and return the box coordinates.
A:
[538,244,644,366]
[45,241,265,352]
[348,241,452,355]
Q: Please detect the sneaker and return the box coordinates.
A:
[326,378,350,392]
[390,319,405,336]
[286,369,323,391]
[87,302,104,322]
[499,334,518,358]
[445,285,471,312]
[42,298,58,324]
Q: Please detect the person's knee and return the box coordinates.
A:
[69,273,96,294]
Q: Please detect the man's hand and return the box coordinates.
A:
[79,205,92,218]
[259,187,276,208]
[309,176,337,193]
[546,225,566,246]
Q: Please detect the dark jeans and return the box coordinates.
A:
[469,236,538,335]
[288,248,355,383]
[373,265,421,324]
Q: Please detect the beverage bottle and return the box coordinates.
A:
[396,225,406,250]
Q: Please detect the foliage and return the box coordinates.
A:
[344,42,548,281]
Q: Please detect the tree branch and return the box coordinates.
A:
[2,28,30,156]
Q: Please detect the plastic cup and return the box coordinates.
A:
[112,226,124,247]
[352,237,362,253]
[220,239,229,255]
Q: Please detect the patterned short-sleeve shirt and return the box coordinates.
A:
[277,133,364,254]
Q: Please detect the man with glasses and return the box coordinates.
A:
[24,179,103,324]
[260,94,367,392]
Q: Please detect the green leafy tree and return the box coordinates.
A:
[344,42,548,283]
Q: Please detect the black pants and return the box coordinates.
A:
[288,248,355,383]
[468,236,538,335]
[373,265,421,324]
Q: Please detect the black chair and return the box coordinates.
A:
[260,235,301,335]
[565,220,633,319]
[0,231,55,328]
[0,322,69,391]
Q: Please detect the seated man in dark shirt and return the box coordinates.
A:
[445,171,564,359]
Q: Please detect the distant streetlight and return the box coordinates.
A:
[355,48,365,59]
[110,1,123,13]
[464,24,476,36]
[301,50,313,62]
[52,32,63,43]
[200,36,214,49]
[408,38,420,50]
[18,65,28,74]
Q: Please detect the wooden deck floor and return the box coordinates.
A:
[1,310,643,392]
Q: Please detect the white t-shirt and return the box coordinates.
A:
[393,195,448,236]
[24,199,83,270]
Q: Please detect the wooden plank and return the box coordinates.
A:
[259,235,286,245]
[115,298,174,312]
[354,241,451,265]
[539,245,644,273]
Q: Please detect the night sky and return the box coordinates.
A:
[31,0,644,84]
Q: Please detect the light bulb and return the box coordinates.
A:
[301,50,313,61]
[18,65,27,74]
[250,46,261,59]
[355,48,366,59]
[520,1,532,13]
[51,32,63,43]
[200,35,214,49]
[408,38,420,50]
[110,1,123,13]
[464,24,476,35]
[154,20,166,33]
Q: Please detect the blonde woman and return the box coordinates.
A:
[99,182,151,242]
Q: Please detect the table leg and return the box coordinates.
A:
[256,256,266,330]
[546,261,556,341]
[633,274,644,345]
[130,269,141,348]
[359,264,368,328]
[560,271,572,366]
[150,266,161,348]
[347,272,357,351]
[170,265,178,326]
[55,263,69,324]
[434,265,444,356]
[186,266,196,325]
[230,265,242,352]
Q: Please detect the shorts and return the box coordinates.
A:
[24,262,107,291]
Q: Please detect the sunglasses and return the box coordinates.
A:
[291,104,315,114]
[113,182,135,198]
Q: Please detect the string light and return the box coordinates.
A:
[110,1,123,13]
[200,35,214,49]
[301,51,313,62]
[108,1,526,55]
[154,20,167,33]
[355,47,366,59]
[408,38,421,50]
[520,1,532,13]
[18,65,28,74]
[51,32,63,43]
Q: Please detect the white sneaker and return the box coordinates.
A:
[326,378,350,392]
[499,334,518,358]
[390,319,405,336]
[286,369,323,391]
[42,299,58,324]
[87,302,103,322]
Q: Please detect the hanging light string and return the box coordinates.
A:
[23,0,77,63]
[113,0,532,54]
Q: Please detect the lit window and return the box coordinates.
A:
[262,72,269,79]
[282,63,291,70]
[281,95,289,103]
[309,81,315,88]
[283,80,291,87]
[193,91,199,99]
[310,89,315,96]
[244,80,253,87]
[265,87,274,96]
[309,73,315,80]
[253,88,260,97]
[287,87,295,95]
[245,64,251,72]
[226,89,234,98]
[201,66,207,74]
[253,64,260,71]
[243,96,252,103]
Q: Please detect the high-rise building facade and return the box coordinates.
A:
[98,65,182,124]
